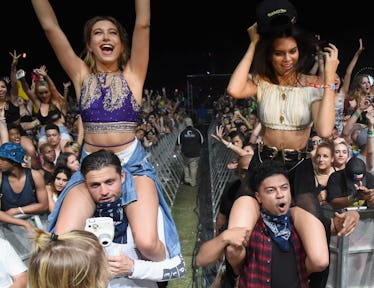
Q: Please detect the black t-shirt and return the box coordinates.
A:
[271,241,299,288]
[177,126,203,158]
[5,101,20,124]
[327,170,374,202]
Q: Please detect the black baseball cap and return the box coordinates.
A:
[345,157,366,192]
[256,0,297,35]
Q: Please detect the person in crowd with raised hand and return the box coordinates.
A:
[18,64,72,148]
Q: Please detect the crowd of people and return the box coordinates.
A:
[0,0,373,287]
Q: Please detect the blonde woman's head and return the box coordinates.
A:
[28,229,110,288]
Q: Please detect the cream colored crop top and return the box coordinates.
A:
[256,78,323,131]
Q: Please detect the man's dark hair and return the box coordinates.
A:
[45,123,60,133]
[7,123,22,132]
[81,149,122,177]
[249,160,289,192]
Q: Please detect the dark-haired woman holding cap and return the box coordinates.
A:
[225,0,358,286]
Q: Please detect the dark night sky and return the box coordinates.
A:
[1,1,372,91]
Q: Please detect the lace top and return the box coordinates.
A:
[256,79,323,131]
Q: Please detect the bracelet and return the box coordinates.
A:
[353,110,361,118]
[226,142,232,148]
[18,207,25,215]
[367,128,374,138]
[33,120,40,128]
[322,83,336,91]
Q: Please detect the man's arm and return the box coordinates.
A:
[195,227,250,267]
[331,210,360,237]
[0,211,34,232]
[26,170,49,214]
[5,170,48,216]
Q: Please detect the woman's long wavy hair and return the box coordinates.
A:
[81,16,130,73]
[251,25,319,85]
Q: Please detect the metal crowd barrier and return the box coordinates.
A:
[195,119,240,287]
[207,119,235,233]
[0,213,48,263]
[326,208,374,288]
[148,124,185,207]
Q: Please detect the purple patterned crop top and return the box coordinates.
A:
[80,73,141,134]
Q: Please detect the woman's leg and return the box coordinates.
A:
[54,183,96,234]
[125,176,166,261]
[226,195,260,274]
[291,206,329,274]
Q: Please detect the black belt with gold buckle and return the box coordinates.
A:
[258,144,310,163]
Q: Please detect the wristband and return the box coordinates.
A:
[18,207,25,215]
[347,195,356,204]
[226,142,232,148]
[308,83,336,90]
[367,130,374,137]
[323,83,336,91]
[130,259,135,274]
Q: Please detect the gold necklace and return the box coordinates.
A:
[315,169,330,176]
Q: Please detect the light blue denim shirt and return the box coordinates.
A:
[48,140,181,257]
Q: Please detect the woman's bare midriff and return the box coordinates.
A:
[84,131,137,153]
[263,128,311,150]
